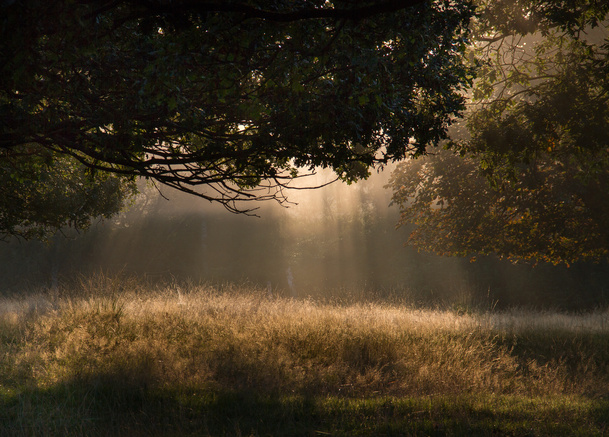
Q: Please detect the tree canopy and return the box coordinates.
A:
[0,148,136,240]
[389,0,609,265]
[1,0,475,239]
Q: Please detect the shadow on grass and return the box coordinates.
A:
[494,330,609,391]
[2,371,609,437]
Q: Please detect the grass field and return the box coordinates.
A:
[1,275,609,436]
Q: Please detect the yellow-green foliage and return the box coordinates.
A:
[2,276,609,400]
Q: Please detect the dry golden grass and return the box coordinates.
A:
[2,275,608,402]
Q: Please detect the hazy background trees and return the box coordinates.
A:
[2,173,609,310]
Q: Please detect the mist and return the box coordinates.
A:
[2,166,609,311]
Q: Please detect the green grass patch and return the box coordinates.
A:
[2,385,608,436]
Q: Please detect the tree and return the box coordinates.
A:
[0,145,136,240]
[1,0,475,240]
[389,0,609,265]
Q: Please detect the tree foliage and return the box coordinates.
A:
[390,0,609,265]
[0,145,136,240]
[1,0,474,239]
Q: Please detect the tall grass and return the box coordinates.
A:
[1,275,609,435]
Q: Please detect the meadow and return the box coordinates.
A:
[1,275,609,436]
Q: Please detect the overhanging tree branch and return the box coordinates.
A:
[117,0,430,23]
[1,0,474,229]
